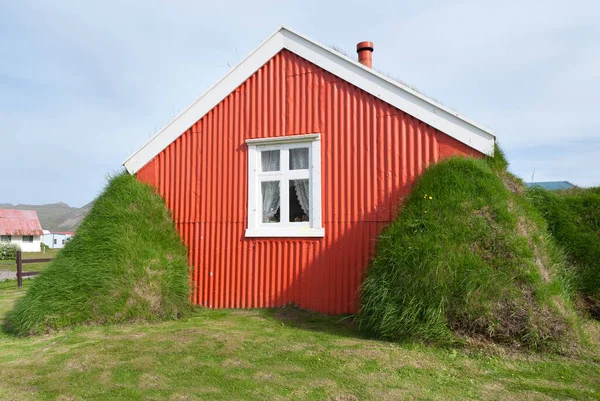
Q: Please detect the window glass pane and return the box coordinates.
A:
[1,235,10,242]
[290,179,310,222]
[23,236,33,243]
[261,181,280,223]
[289,147,309,170]
[261,150,280,172]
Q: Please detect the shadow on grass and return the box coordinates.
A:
[1,316,17,337]
[0,279,28,337]
[262,306,370,341]
[261,306,466,354]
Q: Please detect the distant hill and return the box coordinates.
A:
[0,201,93,232]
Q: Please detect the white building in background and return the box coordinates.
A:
[0,209,44,252]
[43,231,74,249]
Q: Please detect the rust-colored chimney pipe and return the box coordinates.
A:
[356,41,374,68]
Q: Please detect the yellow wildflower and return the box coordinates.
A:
[429,196,433,200]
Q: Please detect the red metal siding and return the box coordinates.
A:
[136,50,483,314]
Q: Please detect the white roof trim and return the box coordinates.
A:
[245,133,319,146]
[124,26,496,174]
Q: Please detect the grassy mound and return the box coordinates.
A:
[359,152,580,351]
[528,186,600,316]
[7,173,190,335]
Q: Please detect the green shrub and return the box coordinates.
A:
[359,157,580,351]
[528,186,600,310]
[7,173,191,335]
[0,242,20,260]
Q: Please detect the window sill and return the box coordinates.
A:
[245,227,325,238]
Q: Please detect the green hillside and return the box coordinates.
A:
[529,186,600,317]
[6,173,191,335]
[359,151,582,352]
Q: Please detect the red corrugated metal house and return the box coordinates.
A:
[124,26,496,314]
[0,209,44,253]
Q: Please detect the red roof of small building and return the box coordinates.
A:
[52,231,75,235]
[0,209,44,236]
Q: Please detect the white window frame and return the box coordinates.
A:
[246,133,324,238]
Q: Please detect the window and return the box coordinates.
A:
[1,235,11,242]
[62,239,65,245]
[246,134,323,237]
[53,238,57,245]
[22,235,33,243]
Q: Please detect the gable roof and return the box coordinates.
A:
[124,26,496,174]
[0,209,44,236]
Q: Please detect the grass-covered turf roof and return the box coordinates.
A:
[528,185,600,318]
[358,149,583,352]
[5,173,191,335]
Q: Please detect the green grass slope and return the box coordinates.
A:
[6,173,190,335]
[359,153,581,351]
[528,186,600,315]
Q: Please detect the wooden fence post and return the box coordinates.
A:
[16,250,22,288]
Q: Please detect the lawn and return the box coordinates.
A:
[0,249,61,274]
[0,280,599,400]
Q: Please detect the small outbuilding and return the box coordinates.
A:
[124,27,496,314]
[43,231,74,249]
[0,209,43,252]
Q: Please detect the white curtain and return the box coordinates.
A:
[292,180,309,218]
[262,182,280,223]
[290,148,308,169]
[261,151,280,223]
[261,150,280,172]
[290,148,310,218]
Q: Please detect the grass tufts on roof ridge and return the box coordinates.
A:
[358,151,582,352]
[6,173,191,336]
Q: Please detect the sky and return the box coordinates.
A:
[1,0,599,207]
